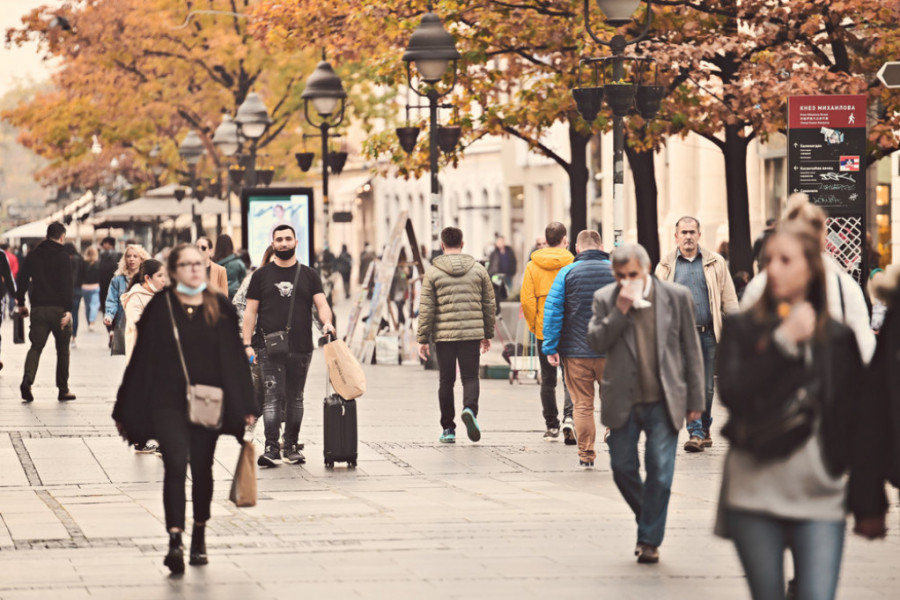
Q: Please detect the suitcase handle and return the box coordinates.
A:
[317,331,337,347]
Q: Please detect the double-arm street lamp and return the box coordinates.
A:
[299,54,348,253]
[572,0,661,247]
[178,129,205,240]
[397,7,460,258]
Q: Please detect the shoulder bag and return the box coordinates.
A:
[263,264,302,357]
[165,293,224,430]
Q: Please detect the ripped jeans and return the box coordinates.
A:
[257,349,313,450]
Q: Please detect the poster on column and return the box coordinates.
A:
[788,94,867,283]
[241,187,315,268]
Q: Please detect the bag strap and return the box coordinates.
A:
[836,273,845,320]
[165,293,192,396]
[284,264,303,333]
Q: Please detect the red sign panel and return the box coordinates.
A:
[787,94,867,130]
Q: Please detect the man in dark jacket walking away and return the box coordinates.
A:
[97,236,121,308]
[541,230,616,467]
[418,227,496,444]
[16,222,76,402]
[488,235,517,293]
[0,248,16,370]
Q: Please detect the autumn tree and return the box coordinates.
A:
[3,0,317,192]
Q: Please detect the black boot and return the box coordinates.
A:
[163,531,184,574]
[189,523,208,566]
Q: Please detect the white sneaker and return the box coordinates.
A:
[561,418,576,446]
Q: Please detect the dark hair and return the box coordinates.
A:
[675,216,700,231]
[47,222,66,240]
[260,245,275,266]
[212,234,234,263]
[166,244,220,326]
[240,249,252,270]
[130,259,163,288]
[440,227,463,249]
[545,222,567,247]
[754,221,828,339]
[196,236,213,250]
[273,224,296,238]
[101,236,116,247]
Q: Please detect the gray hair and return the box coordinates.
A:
[675,215,700,231]
[611,243,651,269]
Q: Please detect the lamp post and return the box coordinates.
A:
[212,114,241,235]
[234,92,271,189]
[178,129,204,240]
[300,54,347,253]
[398,7,460,258]
[573,0,659,247]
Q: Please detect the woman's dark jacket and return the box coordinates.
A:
[112,288,258,445]
[867,286,900,495]
[718,311,887,520]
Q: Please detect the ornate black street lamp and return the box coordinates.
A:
[178,129,204,239]
[300,54,347,253]
[573,0,660,247]
[397,6,460,258]
[212,114,241,234]
[234,92,271,189]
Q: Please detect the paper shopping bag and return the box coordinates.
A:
[229,441,257,507]
[323,338,367,399]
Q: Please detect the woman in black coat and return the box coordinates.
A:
[113,244,257,574]
[715,222,886,600]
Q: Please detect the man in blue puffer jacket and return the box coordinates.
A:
[542,230,616,467]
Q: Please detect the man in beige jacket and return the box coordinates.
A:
[655,216,739,452]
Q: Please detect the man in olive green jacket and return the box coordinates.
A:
[417,227,496,444]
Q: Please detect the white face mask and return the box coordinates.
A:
[148,282,158,293]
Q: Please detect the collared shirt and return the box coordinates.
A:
[673,248,711,326]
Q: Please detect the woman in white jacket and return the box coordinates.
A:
[122,259,167,364]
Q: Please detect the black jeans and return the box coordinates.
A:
[258,349,313,450]
[23,306,71,389]
[436,340,481,431]
[152,408,219,531]
[536,338,573,429]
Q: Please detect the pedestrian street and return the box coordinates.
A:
[0,310,898,600]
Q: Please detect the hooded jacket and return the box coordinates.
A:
[520,246,574,340]
[16,239,73,309]
[122,283,156,363]
[417,253,496,343]
[217,254,247,299]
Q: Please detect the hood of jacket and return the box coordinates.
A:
[121,283,154,308]
[432,253,477,277]
[530,246,574,271]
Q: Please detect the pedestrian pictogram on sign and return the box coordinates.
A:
[877,62,900,89]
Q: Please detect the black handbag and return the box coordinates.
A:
[263,265,302,357]
[13,311,25,344]
[110,316,126,356]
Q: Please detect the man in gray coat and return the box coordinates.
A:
[418,227,495,444]
[587,243,703,564]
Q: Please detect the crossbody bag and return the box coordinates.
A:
[263,264,303,357]
[165,293,224,430]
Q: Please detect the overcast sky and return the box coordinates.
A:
[0,0,65,97]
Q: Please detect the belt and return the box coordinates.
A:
[696,324,712,334]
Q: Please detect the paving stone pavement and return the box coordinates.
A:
[0,309,898,599]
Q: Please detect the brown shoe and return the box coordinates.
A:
[683,435,704,453]
[701,433,713,448]
[636,543,659,564]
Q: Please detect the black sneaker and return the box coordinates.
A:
[257,445,281,467]
[579,460,594,468]
[20,381,34,403]
[282,444,305,465]
[58,390,76,402]
[134,442,159,454]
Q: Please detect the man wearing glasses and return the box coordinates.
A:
[195,236,228,295]
[241,225,335,467]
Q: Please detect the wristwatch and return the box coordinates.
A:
[243,344,253,349]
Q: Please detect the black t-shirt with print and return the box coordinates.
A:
[246,262,324,353]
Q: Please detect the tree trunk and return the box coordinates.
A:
[567,125,591,254]
[723,124,752,274]
[624,141,660,265]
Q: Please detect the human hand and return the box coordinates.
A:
[18,305,28,318]
[61,312,72,327]
[616,282,636,315]
[686,411,702,422]
[854,515,887,540]
[418,343,430,361]
[547,353,560,367]
[103,316,112,326]
[777,302,816,344]
[244,346,256,362]
[480,339,491,354]
[244,415,256,428]
[322,322,336,336]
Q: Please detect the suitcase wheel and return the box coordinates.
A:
[325,460,334,469]
[348,460,357,469]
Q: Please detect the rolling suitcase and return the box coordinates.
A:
[321,333,358,469]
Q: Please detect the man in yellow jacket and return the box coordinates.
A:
[521,222,575,441]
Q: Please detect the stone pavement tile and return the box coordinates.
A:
[62,500,161,538]
[23,438,109,485]
[230,552,329,581]
[348,581,443,600]
[83,583,186,600]
[353,460,410,477]
[0,434,29,487]
[262,582,362,599]
[0,556,81,586]
[0,587,92,600]
[391,551,491,580]
[0,490,68,541]
[83,437,165,484]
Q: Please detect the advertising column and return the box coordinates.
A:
[788,94,868,284]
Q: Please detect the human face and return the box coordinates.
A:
[613,257,648,287]
[675,219,701,258]
[173,247,206,288]
[145,269,168,292]
[124,248,142,273]
[272,229,298,253]
[196,239,212,262]
[765,233,811,304]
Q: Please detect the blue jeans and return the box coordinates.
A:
[686,330,716,438]
[724,509,845,600]
[82,287,100,324]
[606,402,678,547]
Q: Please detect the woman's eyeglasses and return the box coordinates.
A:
[176,261,204,270]
[197,245,209,251]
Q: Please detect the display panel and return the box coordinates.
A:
[241,187,315,268]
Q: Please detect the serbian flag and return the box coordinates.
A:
[840,156,860,172]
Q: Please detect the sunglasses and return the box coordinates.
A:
[197,245,209,251]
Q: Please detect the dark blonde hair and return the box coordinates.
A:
[754,220,829,338]
[166,244,220,326]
